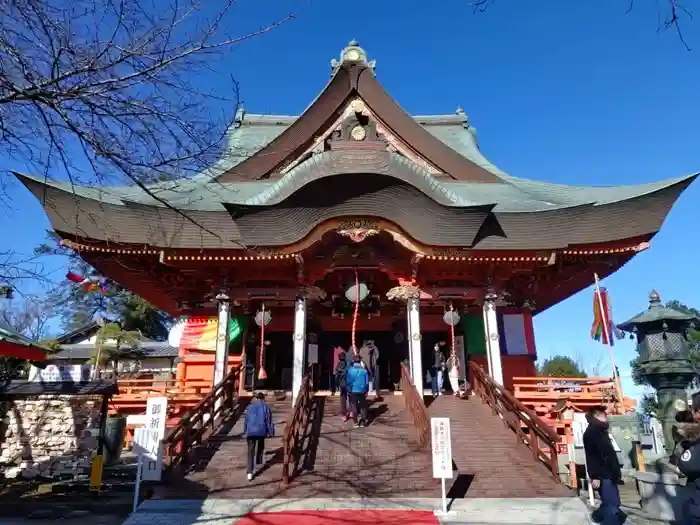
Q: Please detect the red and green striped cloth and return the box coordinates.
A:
[591,287,621,346]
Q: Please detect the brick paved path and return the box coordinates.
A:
[123,497,593,525]
[428,395,573,498]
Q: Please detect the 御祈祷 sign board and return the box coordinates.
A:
[431,417,453,479]
[29,364,91,383]
[140,397,168,481]
[134,427,160,461]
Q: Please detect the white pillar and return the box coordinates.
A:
[291,297,307,405]
[483,289,504,386]
[406,296,423,390]
[213,292,231,412]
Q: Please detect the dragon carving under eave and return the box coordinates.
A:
[337,228,379,243]
[386,284,422,302]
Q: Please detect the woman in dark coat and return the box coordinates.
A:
[334,352,350,420]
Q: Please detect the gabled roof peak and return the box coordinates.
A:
[331,40,376,76]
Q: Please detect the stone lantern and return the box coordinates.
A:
[618,290,698,452]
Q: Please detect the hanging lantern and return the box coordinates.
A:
[255,305,271,380]
[345,282,369,303]
[254,310,272,327]
[168,320,185,348]
[442,310,461,327]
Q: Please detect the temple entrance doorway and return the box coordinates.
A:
[245,331,294,392]
[316,330,406,392]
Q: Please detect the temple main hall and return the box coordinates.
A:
[18,41,696,403]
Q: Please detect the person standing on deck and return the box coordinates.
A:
[583,405,622,525]
[346,353,370,428]
[334,352,350,421]
[331,346,344,395]
[243,392,275,481]
[430,344,446,396]
[359,341,381,400]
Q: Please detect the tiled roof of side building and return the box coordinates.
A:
[53,342,179,360]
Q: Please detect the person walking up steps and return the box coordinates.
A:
[346,353,369,428]
[243,392,275,481]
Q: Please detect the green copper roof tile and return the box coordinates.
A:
[13,113,697,215]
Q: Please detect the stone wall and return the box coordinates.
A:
[0,397,101,479]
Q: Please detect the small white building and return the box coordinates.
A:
[50,322,178,376]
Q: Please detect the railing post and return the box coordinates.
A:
[531,426,540,460]
[226,371,235,412]
[549,445,559,481]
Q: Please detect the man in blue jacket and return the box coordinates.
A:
[346,354,370,428]
[243,392,275,481]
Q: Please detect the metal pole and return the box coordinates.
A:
[441,477,447,514]
[96,395,108,456]
[133,453,143,513]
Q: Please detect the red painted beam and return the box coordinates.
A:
[0,342,46,361]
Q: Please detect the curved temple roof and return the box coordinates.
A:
[15,42,698,252]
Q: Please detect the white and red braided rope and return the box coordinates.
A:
[258,303,267,380]
[351,269,359,355]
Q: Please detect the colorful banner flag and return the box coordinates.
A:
[178,317,244,351]
[591,287,622,346]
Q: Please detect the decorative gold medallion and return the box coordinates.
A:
[350,125,366,141]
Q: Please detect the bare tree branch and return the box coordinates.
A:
[0,0,296,247]
[0,250,53,294]
[468,0,693,50]
[0,295,54,339]
[661,0,693,51]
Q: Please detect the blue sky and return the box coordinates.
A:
[2,0,699,400]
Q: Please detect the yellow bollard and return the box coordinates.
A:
[90,454,105,492]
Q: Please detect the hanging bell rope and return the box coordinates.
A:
[449,303,458,377]
[258,303,267,380]
[351,269,360,355]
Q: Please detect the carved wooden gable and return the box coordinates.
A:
[279,98,443,178]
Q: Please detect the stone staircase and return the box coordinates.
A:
[279,395,437,498]
[156,391,573,500]
[428,394,573,498]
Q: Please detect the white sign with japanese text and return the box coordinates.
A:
[431,417,453,479]
[29,364,91,383]
[133,427,160,461]
[140,397,168,481]
[132,427,161,511]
